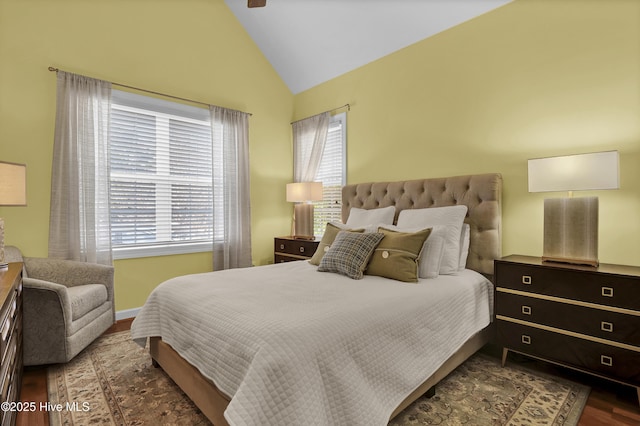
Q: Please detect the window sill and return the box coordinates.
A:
[112,242,213,260]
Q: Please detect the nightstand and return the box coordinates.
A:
[495,255,640,405]
[274,237,319,263]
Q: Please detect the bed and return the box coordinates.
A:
[131,173,502,426]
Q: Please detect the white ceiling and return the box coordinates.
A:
[225,0,513,94]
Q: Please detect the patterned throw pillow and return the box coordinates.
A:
[318,231,384,279]
[366,227,432,282]
[308,222,364,266]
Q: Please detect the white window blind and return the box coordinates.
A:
[109,90,214,259]
[313,113,346,237]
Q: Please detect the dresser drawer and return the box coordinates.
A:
[275,238,318,257]
[496,261,640,311]
[0,333,17,402]
[497,292,640,346]
[498,320,640,385]
[274,254,304,263]
[0,290,17,363]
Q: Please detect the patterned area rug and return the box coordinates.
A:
[47,331,589,425]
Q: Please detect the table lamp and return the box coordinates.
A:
[0,161,27,269]
[528,151,619,267]
[286,182,323,240]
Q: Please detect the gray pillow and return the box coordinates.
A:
[309,222,364,266]
[318,231,384,279]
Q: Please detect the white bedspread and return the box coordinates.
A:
[131,261,493,426]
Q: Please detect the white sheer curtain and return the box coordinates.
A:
[49,71,113,265]
[292,112,330,182]
[210,106,252,270]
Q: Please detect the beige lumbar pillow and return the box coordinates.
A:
[366,227,432,282]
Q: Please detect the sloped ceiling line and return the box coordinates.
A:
[225,0,513,94]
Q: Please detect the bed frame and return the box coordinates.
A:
[149,173,503,425]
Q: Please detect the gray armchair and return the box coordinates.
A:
[5,246,115,366]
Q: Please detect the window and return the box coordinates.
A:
[313,113,346,237]
[109,90,214,259]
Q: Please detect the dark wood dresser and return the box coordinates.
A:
[274,237,319,263]
[495,255,640,405]
[0,262,23,426]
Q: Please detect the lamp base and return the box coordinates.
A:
[541,256,598,268]
[293,203,315,240]
[292,235,316,241]
[543,197,598,268]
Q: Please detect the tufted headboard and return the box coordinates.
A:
[341,173,502,276]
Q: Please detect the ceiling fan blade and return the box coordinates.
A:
[248,0,266,7]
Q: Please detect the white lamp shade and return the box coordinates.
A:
[286,182,323,202]
[0,162,27,206]
[528,151,619,193]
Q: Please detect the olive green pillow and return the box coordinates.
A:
[366,227,432,282]
[309,222,364,266]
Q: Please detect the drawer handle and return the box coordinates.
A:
[299,247,305,253]
[601,321,614,332]
[280,244,285,250]
[521,306,532,315]
[600,355,613,367]
[10,299,16,318]
[601,287,614,297]
[1,319,10,342]
[522,275,532,285]
[521,335,531,345]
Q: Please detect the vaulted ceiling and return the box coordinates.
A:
[224,0,513,94]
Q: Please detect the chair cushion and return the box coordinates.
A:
[66,284,108,321]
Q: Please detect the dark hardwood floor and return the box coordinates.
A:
[17,318,640,426]
[16,319,133,426]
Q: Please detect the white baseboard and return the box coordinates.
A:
[115,307,140,321]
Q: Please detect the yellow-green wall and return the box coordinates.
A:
[1,0,639,313]
[294,0,640,267]
[0,0,294,311]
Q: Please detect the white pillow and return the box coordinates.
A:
[345,206,395,227]
[421,232,446,279]
[459,223,470,270]
[379,225,445,279]
[396,205,468,275]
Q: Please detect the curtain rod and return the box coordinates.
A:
[291,103,351,124]
[47,67,252,116]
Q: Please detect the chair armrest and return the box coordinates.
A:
[22,277,74,364]
[22,277,72,332]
